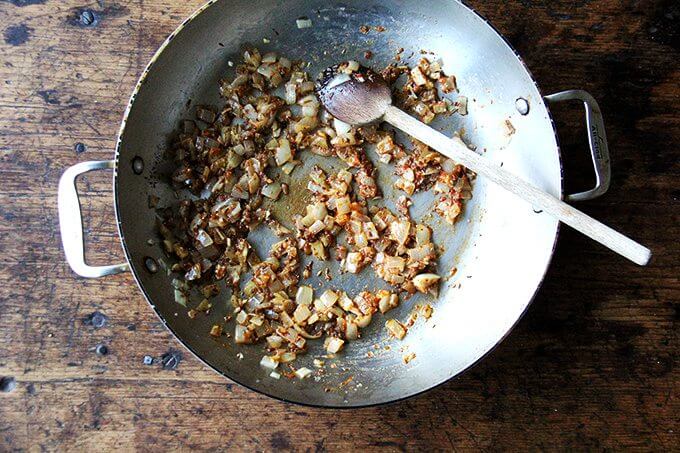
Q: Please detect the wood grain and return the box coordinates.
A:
[0,0,677,451]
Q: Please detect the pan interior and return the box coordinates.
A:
[115,0,561,407]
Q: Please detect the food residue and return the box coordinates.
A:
[156,47,474,376]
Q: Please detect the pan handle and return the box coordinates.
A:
[544,90,611,201]
[58,160,130,278]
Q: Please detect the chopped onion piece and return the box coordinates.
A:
[326,337,345,354]
[266,335,283,349]
[260,355,279,370]
[308,219,326,235]
[296,285,313,305]
[345,252,362,273]
[275,138,292,166]
[307,202,327,221]
[234,325,250,343]
[385,319,407,340]
[310,241,327,260]
[457,96,469,115]
[333,118,352,135]
[302,104,318,117]
[320,290,338,308]
[279,351,297,363]
[296,17,312,29]
[389,220,410,245]
[412,273,441,293]
[411,66,428,86]
[345,321,358,340]
[256,63,275,79]
[262,182,282,200]
[284,82,297,105]
[281,161,297,175]
[335,195,351,215]
[174,289,187,307]
[344,60,360,73]
[415,224,431,245]
[356,313,372,328]
[295,367,313,379]
[293,304,312,323]
[378,291,399,314]
[338,292,354,311]
[299,81,315,94]
[261,52,277,63]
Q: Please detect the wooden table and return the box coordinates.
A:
[1,0,677,450]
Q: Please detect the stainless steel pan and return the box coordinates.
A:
[58,0,611,407]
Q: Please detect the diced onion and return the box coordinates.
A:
[275,138,292,165]
[345,60,359,73]
[345,322,358,340]
[325,337,344,353]
[385,319,407,340]
[257,64,275,79]
[234,325,249,343]
[336,195,351,215]
[307,202,327,221]
[260,355,279,369]
[279,351,297,363]
[296,17,312,29]
[262,182,282,200]
[333,118,352,135]
[295,367,313,379]
[309,219,326,235]
[293,304,312,323]
[296,286,313,305]
[412,273,441,293]
[389,220,410,245]
[261,52,277,63]
[302,104,318,117]
[174,289,187,307]
[266,335,283,349]
[344,252,362,273]
[356,313,372,328]
[284,82,297,105]
[320,290,338,308]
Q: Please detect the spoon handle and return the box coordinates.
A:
[383,105,651,266]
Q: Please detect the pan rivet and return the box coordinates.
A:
[515,97,530,115]
[144,257,158,273]
[132,156,144,174]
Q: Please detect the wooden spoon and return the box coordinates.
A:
[316,64,651,265]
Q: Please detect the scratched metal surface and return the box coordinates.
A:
[115,0,561,407]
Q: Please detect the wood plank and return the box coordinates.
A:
[0,0,677,451]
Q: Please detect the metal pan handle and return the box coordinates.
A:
[58,160,129,278]
[544,90,611,201]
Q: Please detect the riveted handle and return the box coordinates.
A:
[58,160,129,278]
[545,90,611,202]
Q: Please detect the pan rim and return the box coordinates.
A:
[113,0,563,408]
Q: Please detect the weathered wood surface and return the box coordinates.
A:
[0,0,677,450]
